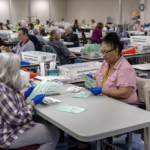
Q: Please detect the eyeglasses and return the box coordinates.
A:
[101,49,115,56]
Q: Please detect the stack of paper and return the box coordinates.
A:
[56,105,86,114]
[42,97,61,105]
[82,74,97,89]
[35,76,71,83]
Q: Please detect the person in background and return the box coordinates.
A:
[0,22,3,30]
[0,28,35,57]
[72,19,79,32]
[47,29,77,65]
[70,32,138,150]
[61,25,74,42]
[28,23,34,34]
[91,19,97,30]
[117,25,127,38]
[33,28,47,45]
[45,22,53,34]
[134,19,143,31]
[5,19,10,30]
[36,19,40,25]
[91,22,103,44]
[60,18,65,24]
[0,52,60,150]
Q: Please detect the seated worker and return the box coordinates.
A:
[117,25,127,38]
[0,52,60,150]
[69,32,138,150]
[4,19,10,30]
[60,18,65,24]
[72,19,79,32]
[91,19,97,30]
[28,23,34,34]
[47,29,77,65]
[45,22,53,34]
[91,22,103,44]
[33,28,47,45]
[0,28,35,57]
[0,22,3,30]
[61,25,74,42]
[134,19,143,31]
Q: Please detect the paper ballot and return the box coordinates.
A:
[26,80,50,103]
[56,105,86,114]
[82,74,97,89]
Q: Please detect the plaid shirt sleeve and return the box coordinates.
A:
[0,90,34,126]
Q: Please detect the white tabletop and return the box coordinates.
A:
[35,84,150,142]
[132,63,150,70]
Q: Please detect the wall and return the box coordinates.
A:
[66,0,140,24]
[0,0,67,24]
[0,0,10,23]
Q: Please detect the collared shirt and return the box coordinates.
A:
[13,40,35,56]
[0,83,36,149]
[95,56,138,103]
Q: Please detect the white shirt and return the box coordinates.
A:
[91,23,97,30]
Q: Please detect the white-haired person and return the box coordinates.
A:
[0,53,60,150]
[33,28,47,45]
[47,29,77,65]
[61,25,75,42]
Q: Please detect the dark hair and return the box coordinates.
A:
[6,20,9,24]
[73,19,78,27]
[95,22,103,30]
[18,28,29,36]
[36,19,40,24]
[102,32,123,54]
[0,23,3,29]
[117,24,123,32]
[91,19,95,23]
[28,23,34,29]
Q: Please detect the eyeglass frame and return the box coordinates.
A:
[100,49,115,56]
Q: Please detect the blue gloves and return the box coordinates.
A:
[90,87,102,95]
[24,86,35,98]
[86,74,93,78]
[20,60,30,65]
[32,94,45,105]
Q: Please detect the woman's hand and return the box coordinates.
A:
[90,87,102,95]
[24,86,35,98]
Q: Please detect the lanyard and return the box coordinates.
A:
[100,66,112,88]
[18,39,29,54]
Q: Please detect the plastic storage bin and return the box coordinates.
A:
[58,61,102,83]
[22,51,56,64]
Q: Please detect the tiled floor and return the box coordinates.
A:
[56,133,144,150]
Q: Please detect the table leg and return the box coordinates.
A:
[96,140,101,150]
[128,132,132,150]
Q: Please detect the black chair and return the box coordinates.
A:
[0,38,2,46]
[81,31,88,45]
[28,35,42,51]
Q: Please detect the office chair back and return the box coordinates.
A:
[28,34,42,51]
[42,45,61,65]
[73,34,79,47]
[0,38,2,46]
[81,32,88,44]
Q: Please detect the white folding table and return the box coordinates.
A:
[35,84,150,150]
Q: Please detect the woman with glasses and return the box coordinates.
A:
[88,32,138,103]
[69,33,138,150]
